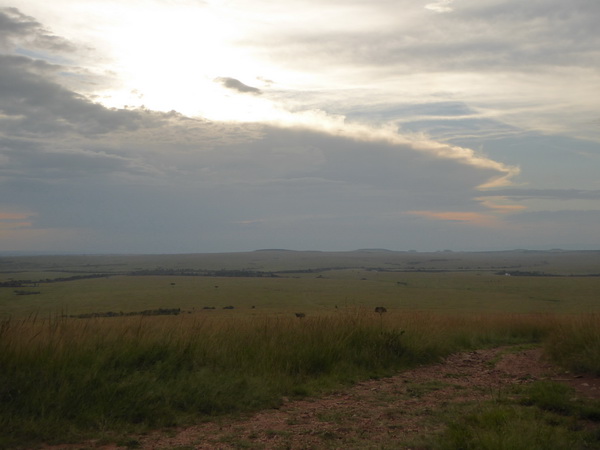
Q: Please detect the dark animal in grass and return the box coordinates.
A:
[295,312,306,318]
[374,306,387,315]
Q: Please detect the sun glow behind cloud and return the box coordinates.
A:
[70,2,451,124]
[83,1,288,122]
[3,0,599,253]
[74,2,520,187]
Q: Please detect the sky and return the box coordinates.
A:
[0,0,599,254]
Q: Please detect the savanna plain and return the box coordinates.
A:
[1,249,599,449]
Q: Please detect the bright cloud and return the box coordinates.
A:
[0,1,598,253]
[425,0,455,13]
[0,211,35,229]
[406,210,503,228]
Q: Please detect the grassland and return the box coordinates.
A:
[1,249,600,318]
[0,250,599,448]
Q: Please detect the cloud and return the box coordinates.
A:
[215,77,262,95]
[0,7,525,253]
[478,189,600,201]
[476,197,527,213]
[242,0,598,72]
[0,92,516,252]
[0,54,155,137]
[406,210,502,228]
[1,4,598,252]
[230,0,599,141]
[0,211,35,230]
[0,7,75,53]
[425,0,454,13]
[474,189,600,217]
[502,209,600,250]
[0,15,518,191]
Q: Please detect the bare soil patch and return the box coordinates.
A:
[48,346,600,449]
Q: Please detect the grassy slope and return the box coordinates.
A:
[0,250,599,447]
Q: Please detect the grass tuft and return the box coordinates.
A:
[544,313,600,375]
[434,379,600,450]
[436,404,586,450]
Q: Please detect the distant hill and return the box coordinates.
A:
[253,249,297,252]
[1,249,599,276]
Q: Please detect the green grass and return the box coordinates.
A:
[2,271,600,319]
[0,310,598,448]
[435,404,595,450]
[544,314,600,375]
[520,380,600,420]
[432,381,600,450]
[0,309,598,447]
[1,251,599,447]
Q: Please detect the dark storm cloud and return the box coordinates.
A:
[0,38,266,183]
[0,136,155,182]
[0,54,156,136]
[215,77,262,95]
[0,7,75,52]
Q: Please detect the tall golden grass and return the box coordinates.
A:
[0,310,598,447]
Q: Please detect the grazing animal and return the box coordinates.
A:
[295,312,306,318]
[374,306,387,314]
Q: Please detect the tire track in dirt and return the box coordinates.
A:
[138,346,598,449]
[44,346,600,449]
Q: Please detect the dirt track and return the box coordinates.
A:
[129,346,598,449]
[43,346,599,449]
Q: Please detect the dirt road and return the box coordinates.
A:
[132,346,598,449]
